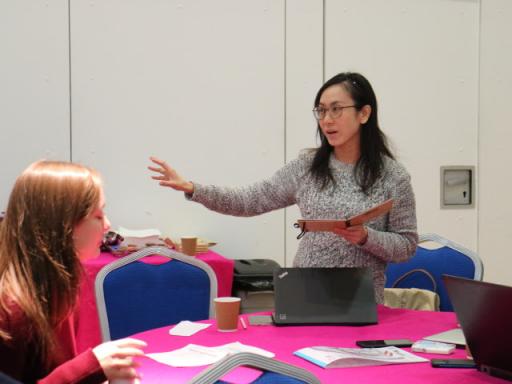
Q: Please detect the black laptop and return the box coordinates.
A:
[272,267,377,325]
[443,275,512,381]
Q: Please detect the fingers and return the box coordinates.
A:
[148,165,165,174]
[108,338,147,359]
[94,339,147,381]
[148,157,171,173]
[112,347,146,358]
[108,356,140,369]
[113,338,148,349]
[107,365,141,380]
[149,156,165,166]
[333,226,366,245]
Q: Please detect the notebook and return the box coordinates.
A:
[272,267,377,325]
[424,328,466,346]
[443,275,512,381]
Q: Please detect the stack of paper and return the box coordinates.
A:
[117,227,163,248]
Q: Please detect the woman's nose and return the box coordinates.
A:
[104,215,111,232]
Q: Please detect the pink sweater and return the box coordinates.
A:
[0,303,106,383]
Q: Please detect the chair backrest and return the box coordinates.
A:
[385,233,483,311]
[95,246,218,341]
[188,352,321,384]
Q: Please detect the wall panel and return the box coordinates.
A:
[70,0,286,263]
[0,0,70,209]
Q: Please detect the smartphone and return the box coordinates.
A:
[431,359,477,368]
[248,315,273,326]
[356,339,413,348]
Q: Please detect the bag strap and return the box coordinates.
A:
[391,268,437,292]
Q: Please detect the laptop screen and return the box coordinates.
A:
[273,267,377,325]
[443,275,512,381]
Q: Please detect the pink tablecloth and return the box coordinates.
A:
[130,306,507,384]
[76,250,234,353]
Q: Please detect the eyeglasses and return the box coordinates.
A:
[312,105,357,121]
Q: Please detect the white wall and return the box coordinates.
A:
[1,0,511,286]
[478,0,512,286]
[0,0,70,207]
[69,0,287,264]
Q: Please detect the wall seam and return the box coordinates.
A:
[476,0,482,263]
[283,0,288,267]
[322,0,326,82]
[68,0,73,161]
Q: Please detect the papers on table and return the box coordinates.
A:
[169,321,211,336]
[294,346,428,369]
[146,342,275,367]
[117,227,162,248]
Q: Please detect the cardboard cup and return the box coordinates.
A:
[181,236,197,256]
[214,297,241,332]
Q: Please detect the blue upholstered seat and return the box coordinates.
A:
[95,246,217,341]
[385,233,483,311]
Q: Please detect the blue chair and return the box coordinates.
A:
[189,352,321,384]
[385,233,483,311]
[95,246,217,341]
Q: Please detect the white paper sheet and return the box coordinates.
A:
[146,342,275,367]
[169,321,211,336]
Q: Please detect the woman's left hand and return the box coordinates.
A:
[93,338,147,381]
[333,225,368,245]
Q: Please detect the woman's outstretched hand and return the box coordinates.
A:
[92,338,147,381]
[148,157,194,194]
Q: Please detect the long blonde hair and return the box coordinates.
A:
[0,160,102,368]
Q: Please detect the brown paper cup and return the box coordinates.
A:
[214,297,241,332]
[181,236,197,256]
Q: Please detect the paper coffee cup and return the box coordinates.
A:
[214,297,241,332]
[181,236,197,256]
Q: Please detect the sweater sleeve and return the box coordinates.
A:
[186,156,307,217]
[360,169,418,263]
[38,349,106,384]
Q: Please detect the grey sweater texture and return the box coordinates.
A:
[188,151,418,303]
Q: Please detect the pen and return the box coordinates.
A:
[240,317,247,330]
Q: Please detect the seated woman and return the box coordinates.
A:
[0,160,146,383]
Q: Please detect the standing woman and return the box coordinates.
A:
[148,72,418,303]
[0,161,146,383]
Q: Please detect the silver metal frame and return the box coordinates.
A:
[95,246,218,341]
[419,233,484,280]
[187,352,321,384]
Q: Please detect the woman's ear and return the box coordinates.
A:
[359,105,372,124]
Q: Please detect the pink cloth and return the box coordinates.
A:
[76,250,234,353]
[130,306,505,384]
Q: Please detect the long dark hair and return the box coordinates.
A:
[310,72,394,193]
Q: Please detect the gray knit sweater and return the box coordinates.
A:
[188,151,418,303]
